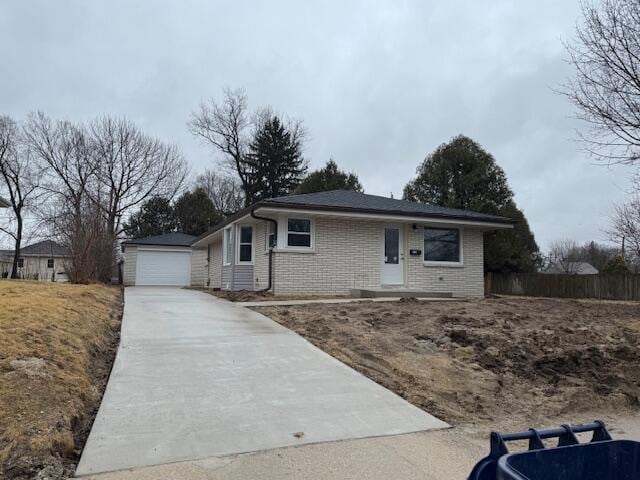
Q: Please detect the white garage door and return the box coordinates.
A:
[136,250,191,286]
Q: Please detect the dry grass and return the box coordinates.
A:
[0,280,122,480]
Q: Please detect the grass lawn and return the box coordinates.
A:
[255,296,640,431]
[0,280,122,480]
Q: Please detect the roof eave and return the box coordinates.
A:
[191,201,514,247]
[259,200,514,225]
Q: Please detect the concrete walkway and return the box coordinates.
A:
[76,287,447,476]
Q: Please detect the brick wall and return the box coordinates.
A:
[406,226,484,298]
[201,216,486,298]
[272,217,382,295]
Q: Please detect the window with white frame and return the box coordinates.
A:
[266,222,276,250]
[223,227,232,265]
[287,218,311,248]
[424,227,461,263]
[237,225,253,263]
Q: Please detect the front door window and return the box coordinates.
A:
[382,226,404,285]
[384,228,399,264]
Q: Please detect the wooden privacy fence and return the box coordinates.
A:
[486,273,640,301]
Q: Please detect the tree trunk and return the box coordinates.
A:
[11,216,22,279]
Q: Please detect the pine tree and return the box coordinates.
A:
[295,159,363,194]
[403,135,540,273]
[123,196,175,239]
[245,115,307,202]
[173,187,222,236]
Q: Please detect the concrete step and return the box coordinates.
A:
[350,288,453,299]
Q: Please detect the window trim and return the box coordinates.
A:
[285,217,313,250]
[47,258,54,269]
[236,224,254,265]
[423,226,464,266]
[223,227,232,266]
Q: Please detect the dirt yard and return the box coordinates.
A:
[0,280,122,480]
[254,296,640,430]
[206,289,347,302]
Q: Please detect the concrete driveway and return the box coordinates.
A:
[76,287,447,476]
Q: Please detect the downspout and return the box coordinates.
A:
[250,209,277,292]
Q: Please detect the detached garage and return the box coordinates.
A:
[122,233,201,287]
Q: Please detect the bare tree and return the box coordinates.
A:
[563,0,640,164]
[188,88,254,200]
[189,89,308,205]
[194,169,244,216]
[0,116,44,278]
[89,116,188,239]
[23,112,107,282]
[548,239,582,273]
[608,195,640,260]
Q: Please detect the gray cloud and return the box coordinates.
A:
[0,0,634,250]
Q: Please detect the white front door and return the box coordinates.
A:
[381,226,404,285]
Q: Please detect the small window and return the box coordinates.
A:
[266,222,276,250]
[223,228,233,265]
[238,226,253,263]
[47,258,54,269]
[287,218,311,248]
[17,258,24,268]
[424,228,460,263]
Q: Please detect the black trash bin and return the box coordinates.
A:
[468,421,640,480]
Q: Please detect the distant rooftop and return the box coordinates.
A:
[545,261,599,275]
[0,240,69,257]
[122,232,196,248]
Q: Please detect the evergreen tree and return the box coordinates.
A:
[246,115,307,202]
[173,187,222,236]
[403,135,540,273]
[295,159,363,194]
[123,196,175,239]
[601,255,630,274]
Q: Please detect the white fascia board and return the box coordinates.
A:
[192,205,512,247]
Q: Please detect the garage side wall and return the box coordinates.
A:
[190,248,207,287]
[208,239,222,289]
[123,246,137,286]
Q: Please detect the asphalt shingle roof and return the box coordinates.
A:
[14,240,68,256]
[122,232,196,247]
[192,189,513,245]
[263,190,512,223]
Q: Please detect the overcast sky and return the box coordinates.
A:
[1,1,636,250]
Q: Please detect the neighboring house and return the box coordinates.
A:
[544,261,599,275]
[188,190,514,298]
[121,233,199,287]
[0,240,70,281]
